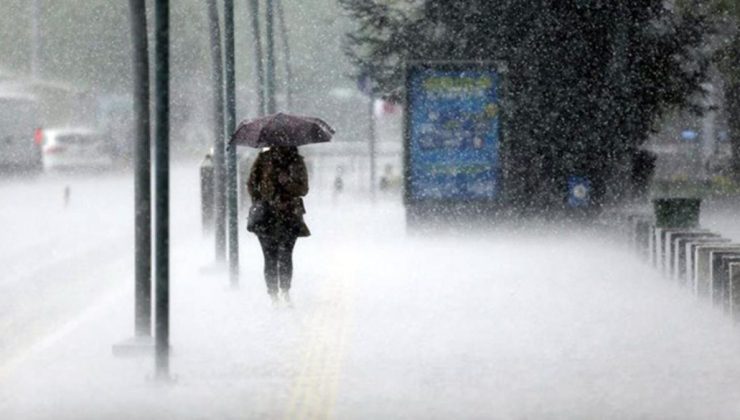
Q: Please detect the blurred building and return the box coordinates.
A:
[645,67,731,184]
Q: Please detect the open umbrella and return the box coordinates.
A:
[230,112,335,148]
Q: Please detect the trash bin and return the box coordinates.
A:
[200,152,214,233]
[653,197,701,229]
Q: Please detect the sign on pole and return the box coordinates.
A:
[567,176,591,208]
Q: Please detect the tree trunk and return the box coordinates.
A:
[728,33,740,180]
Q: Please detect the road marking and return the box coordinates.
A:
[284,250,358,420]
[0,286,129,382]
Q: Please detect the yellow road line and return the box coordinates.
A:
[284,252,359,420]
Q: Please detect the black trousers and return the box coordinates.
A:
[258,235,297,294]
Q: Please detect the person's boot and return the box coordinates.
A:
[269,291,280,308]
[280,290,293,308]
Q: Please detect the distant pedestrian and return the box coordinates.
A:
[333,165,344,195]
[247,146,310,306]
[379,164,394,191]
[64,186,71,207]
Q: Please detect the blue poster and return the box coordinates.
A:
[407,67,501,201]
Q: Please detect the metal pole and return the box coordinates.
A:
[265,0,277,114]
[224,0,239,287]
[206,0,227,262]
[369,97,377,200]
[154,0,170,380]
[129,0,152,338]
[227,143,239,286]
[248,0,266,116]
[275,0,293,111]
[30,0,40,79]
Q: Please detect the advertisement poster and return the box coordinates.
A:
[406,65,501,202]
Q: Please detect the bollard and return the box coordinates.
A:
[656,228,676,273]
[200,152,215,234]
[661,229,710,277]
[651,226,662,268]
[693,244,740,298]
[618,197,740,325]
[684,239,730,288]
[648,224,655,263]
[653,227,702,271]
[718,255,740,310]
[628,214,651,251]
[670,232,719,281]
[711,252,740,308]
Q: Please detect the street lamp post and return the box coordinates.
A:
[153,0,171,381]
[129,0,152,339]
[249,0,266,116]
[265,0,277,114]
[112,0,154,359]
[224,0,239,287]
[30,0,41,79]
[206,0,227,263]
[275,0,294,111]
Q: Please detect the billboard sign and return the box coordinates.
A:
[404,63,501,203]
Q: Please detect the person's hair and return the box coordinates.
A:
[272,146,299,166]
[278,146,299,156]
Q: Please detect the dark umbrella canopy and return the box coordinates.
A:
[230,112,335,148]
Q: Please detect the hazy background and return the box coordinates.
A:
[0,0,371,154]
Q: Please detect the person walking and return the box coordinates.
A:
[247,146,310,306]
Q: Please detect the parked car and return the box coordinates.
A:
[0,94,42,173]
[41,127,113,171]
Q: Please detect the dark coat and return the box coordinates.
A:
[247,148,310,238]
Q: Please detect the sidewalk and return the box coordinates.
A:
[4,194,740,419]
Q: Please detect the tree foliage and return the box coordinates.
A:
[341,0,714,209]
